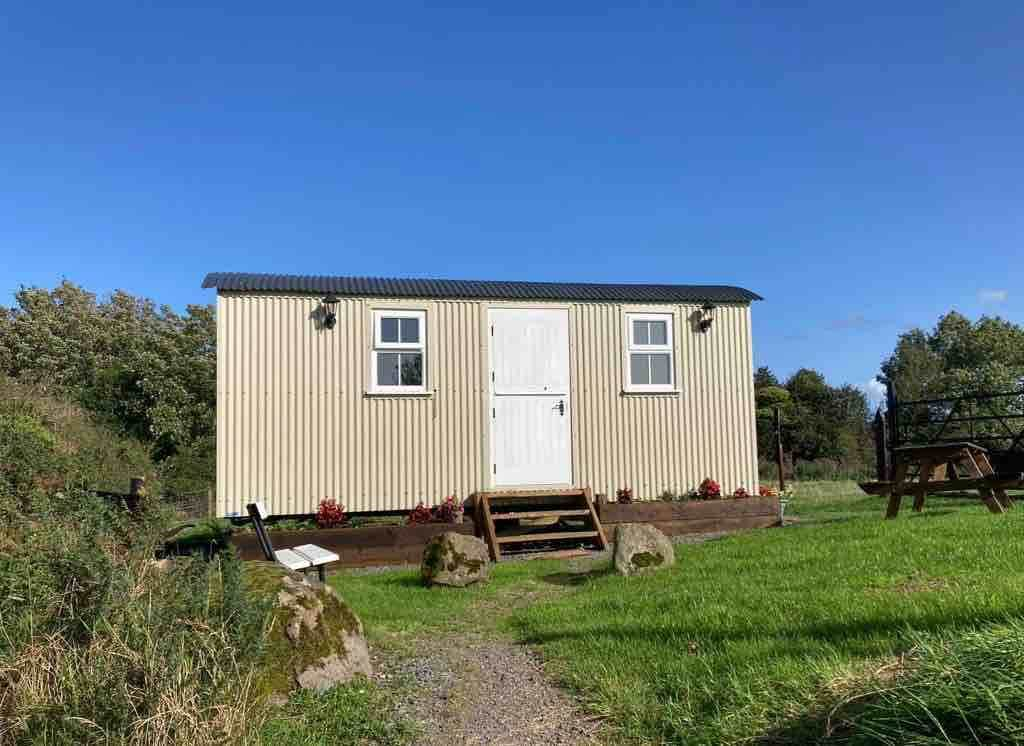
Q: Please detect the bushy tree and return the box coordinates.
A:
[755,367,871,477]
[0,282,216,492]
[880,311,1024,399]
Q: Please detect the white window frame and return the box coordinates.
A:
[371,309,427,394]
[624,312,675,393]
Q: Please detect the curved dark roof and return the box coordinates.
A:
[201,272,762,304]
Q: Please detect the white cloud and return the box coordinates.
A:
[863,379,887,406]
[979,289,1008,304]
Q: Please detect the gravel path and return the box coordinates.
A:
[360,531,733,745]
[373,635,603,746]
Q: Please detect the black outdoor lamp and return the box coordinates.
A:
[320,295,339,329]
[699,302,716,333]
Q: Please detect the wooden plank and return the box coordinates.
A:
[584,486,609,551]
[479,495,502,561]
[886,461,908,518]
[859,481,893,496]
[496,530,600,544]
[489,509,590,520]
[646,514,779,536]
[599,497,778,523]
[483,495,590,511]
[973,450,996,476]
[913,458,936,512]
[475,488,587,499]
[979,487,1007,514]
[228,520,476,564]
[893,442,987,454]
[993,487,1014,510]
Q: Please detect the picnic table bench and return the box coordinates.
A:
[858,442,1019,518]
[246,502,339,582]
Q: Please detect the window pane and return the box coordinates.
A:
[630,354,650,385]
[377,352,400,386]
[400,353,423,386]
[632,320,649,346]
[399,317,420,344]
[650,354,671,385]
[649,320,667,345]
[380,317,399,343]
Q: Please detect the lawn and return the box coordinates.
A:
[335,483,1024,745]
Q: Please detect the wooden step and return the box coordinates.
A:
[473,487,608,561]
[496,530,600,544]
[489,509,590,520]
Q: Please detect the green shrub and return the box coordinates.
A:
[0,411,59,495]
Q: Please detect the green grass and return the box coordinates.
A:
[333,483,1024,745]
[258,680,417,746]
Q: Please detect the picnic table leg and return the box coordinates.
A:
[959,450,1007,514]
[913,459,936,513]
[886,461,909,519]
[972,452,1014,510]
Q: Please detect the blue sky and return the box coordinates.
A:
[2,2,1022,402]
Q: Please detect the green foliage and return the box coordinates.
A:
[0,411,59,495]
[880,310,1024,399]
[755,367,871,478]
[0,488,270,745]
[0,376,157,496]
[258,681,416,746]
[0,281,216,489]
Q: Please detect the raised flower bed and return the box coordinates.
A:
[597,495,780,536]
[229,518,476,568]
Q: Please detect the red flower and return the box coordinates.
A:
[698,478,721,499]
[408,503,433,524]
[316,498,347,528]
[733,487,749,498]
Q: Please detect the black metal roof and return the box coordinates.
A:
[201,272,762,304]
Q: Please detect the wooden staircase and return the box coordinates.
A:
[472,488,608,561]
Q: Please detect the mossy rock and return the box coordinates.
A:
[613,523,675,576]
[421,532,491,587]
[245,562,371,699]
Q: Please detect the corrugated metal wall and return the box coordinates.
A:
[216,293,758,516]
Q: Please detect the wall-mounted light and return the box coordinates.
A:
[698,302,716,333]
[320,295,339,329]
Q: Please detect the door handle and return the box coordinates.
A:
[554,399,565,416]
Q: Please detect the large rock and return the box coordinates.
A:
[421,531,490,587]
[246,562,371,698]
[613,523,675,576]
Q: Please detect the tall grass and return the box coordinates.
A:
[0,490,270,745]
[790,621,1024,745]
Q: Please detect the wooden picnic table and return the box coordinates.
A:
[880,442,1016,518]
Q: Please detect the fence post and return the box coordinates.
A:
[885,380,899,450]
[873,408,890,482]
[127,477,145,514]
[774,406,786,493]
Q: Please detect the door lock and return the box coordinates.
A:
[555,399,565,416]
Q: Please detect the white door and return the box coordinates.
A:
[489,308,572,486]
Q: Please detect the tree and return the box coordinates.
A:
[880,311,1024,399]
[753,366,872,476]
[0,282,216,492]
[754,366,780,390]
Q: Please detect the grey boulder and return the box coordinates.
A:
[613,523,675,576]
[421,531,491,587]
